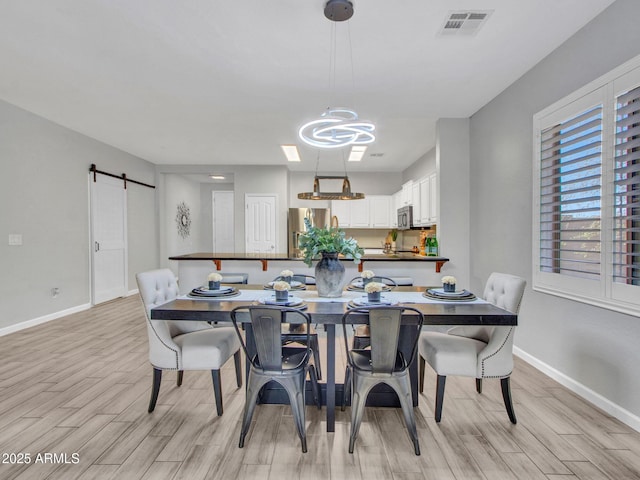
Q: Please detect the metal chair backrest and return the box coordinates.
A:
[342,306,424,374]
[230,306,312,372]
[348,276,397,289]
[274,274,316,285]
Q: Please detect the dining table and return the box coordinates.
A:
[150,284,517,432]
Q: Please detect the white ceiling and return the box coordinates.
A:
[0,0,615,173]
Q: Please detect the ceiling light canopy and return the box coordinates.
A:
[324,0,354,22]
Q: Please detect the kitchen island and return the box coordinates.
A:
[169,252,449,293]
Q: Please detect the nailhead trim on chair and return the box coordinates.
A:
[479,326,514,378]
[143,279,181,370]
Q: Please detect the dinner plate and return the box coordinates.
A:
[257,296,306,308]
[190,286,235,295]
[348,296,398,308]
[423,289,476,301]
[188,288,240,299]
[427,287,468,297]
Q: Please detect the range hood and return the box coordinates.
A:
[297,175,365,200]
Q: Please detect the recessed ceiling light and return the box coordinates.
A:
[348,145,368,162]
[281,144,301,162]
[209,175,225,180]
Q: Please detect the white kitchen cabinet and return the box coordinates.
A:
[391,191,402,227]
[429,172,437,224]
[419,176,429,225]
[331,200,351,227]
[349,198,371,227]
[416,172,438,225]
[401,180,413,206]
[411,181,421,225]
[369,195,391,228]
[332,196,391,228]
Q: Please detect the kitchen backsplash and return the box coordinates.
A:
[343,227,436,250]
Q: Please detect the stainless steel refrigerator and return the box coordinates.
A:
[288,208,331,257]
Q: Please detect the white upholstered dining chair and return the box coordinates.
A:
[136,268,242,416]
[418,272,526,424]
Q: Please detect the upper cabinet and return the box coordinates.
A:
[331,200,351,227]
[393,171,437,227]
[369,195,392,228]
[400,180,413,206]
[414,171,437,226]
[331,195,392,229]
[391,191,402,227]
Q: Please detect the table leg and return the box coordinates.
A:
[326,324,335,432]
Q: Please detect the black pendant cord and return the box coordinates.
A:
[89,163,155,189]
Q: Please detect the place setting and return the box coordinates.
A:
[347,280,399,308]
[256,280,307,309]
[187,272,241,299]
[346,270,392,292]
[264,270,307,290]
[423,276,477,301]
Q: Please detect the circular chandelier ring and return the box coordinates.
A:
[298,108,376,148]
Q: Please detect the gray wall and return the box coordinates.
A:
[469,0,640,421]
[402,147,436,183]
[157,165,290,258]
[0,99,157,328]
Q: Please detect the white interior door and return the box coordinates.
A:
[90,174,127,304]
[245,194,277,253]
[213,191,235,252]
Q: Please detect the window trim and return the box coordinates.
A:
[533,54,640,318]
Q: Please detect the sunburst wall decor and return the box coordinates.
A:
[176,202,191,239]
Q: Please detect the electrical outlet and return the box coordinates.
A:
[51,287,60,298]
[8,234,23,246]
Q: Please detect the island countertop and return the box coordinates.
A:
[169,252,449,272]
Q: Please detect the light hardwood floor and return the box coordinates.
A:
[1,295,639,479]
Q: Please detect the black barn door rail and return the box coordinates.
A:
[89,163,155,189]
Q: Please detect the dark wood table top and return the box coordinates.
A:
[150,285,516,326]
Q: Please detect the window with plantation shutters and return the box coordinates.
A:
[613,86,640,287]
[533,56,640,316]
[539,106,602,280]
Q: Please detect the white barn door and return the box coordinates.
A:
[245,194,278,253]
[90,174,127,304]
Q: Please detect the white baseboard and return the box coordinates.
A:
[0,303,92,337]
[127,288,139,296]
[514,346,640,433]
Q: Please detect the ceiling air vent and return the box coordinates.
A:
[439,10,493,36]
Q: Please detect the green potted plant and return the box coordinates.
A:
[390,228,398,253]
[299,217,363,297]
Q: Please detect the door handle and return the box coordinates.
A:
[95,241,100,252]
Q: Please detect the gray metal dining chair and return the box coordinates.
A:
[341,306,424,455]
[136,268,242,416]
[348,276,399,350]
[230,305,321,453]
[273,274,322,379]
[418,272,526,424]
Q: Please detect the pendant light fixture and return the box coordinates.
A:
[298,151,364,200]
[297,0,369,200]
[298,0,376,150]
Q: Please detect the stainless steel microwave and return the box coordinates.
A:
[397,206,413,230]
